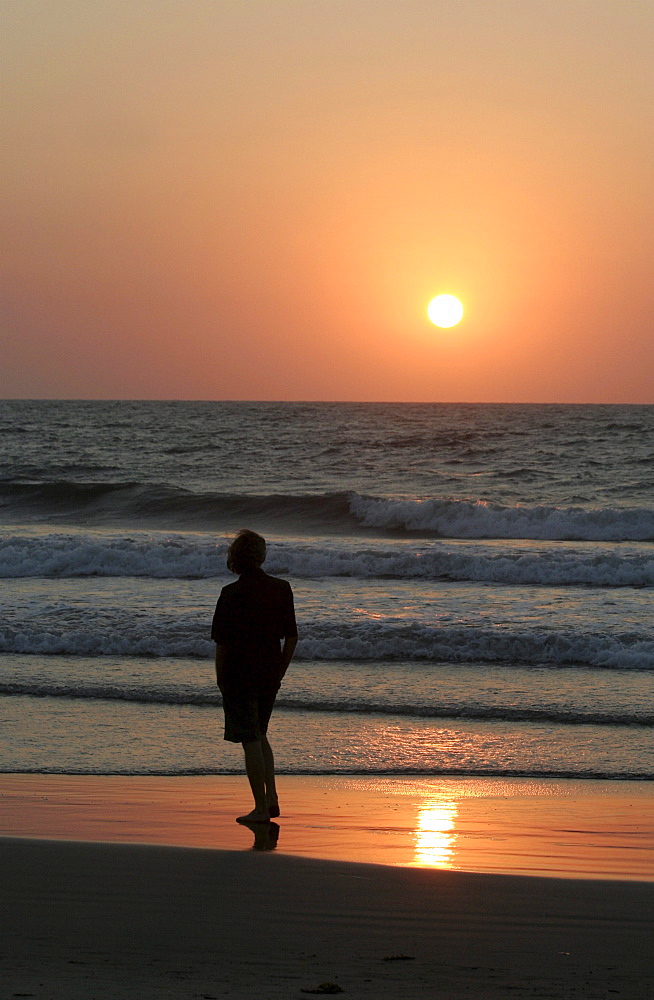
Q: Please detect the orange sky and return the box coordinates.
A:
[2,0,653,402]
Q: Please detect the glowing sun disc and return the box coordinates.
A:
[428,294,464,328]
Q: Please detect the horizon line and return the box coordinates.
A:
[1,397,652,406]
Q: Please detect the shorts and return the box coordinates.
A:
[221,684,279,744]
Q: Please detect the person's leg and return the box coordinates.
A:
[260,734,279,815]
[257,688,281,817]
[238,739,270,822]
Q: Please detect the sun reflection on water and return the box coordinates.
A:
[413,800,459,868]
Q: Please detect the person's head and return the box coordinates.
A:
[226,529,266,574]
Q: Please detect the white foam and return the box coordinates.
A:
[1,617,652,669]
[297,623,654,670]
[1,533,653,587]
[349,495,654,541]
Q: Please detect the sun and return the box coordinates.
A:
[427,294,464,328]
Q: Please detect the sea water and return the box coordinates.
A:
[1,400,652,778]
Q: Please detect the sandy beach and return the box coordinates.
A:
[2,835,653,999]
[2,774,653,998]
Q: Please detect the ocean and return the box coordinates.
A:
[1,400,652,780]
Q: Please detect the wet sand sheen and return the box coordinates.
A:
[2,773,652,880]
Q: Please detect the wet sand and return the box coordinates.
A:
[2,775,653,998]
[1,773,653,879]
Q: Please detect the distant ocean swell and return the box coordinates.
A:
[2,533,653,586]
[2,617,652,669]
[1,481,653,540]
[2,680,651,728]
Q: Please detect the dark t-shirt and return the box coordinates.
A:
[211,568,297,692]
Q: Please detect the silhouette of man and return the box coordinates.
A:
[211,529,297,823]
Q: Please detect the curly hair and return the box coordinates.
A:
[226,529,267,574]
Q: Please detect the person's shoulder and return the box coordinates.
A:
[261,572,293,591]
[222,570,288,590]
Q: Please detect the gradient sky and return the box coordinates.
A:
[2,0,653,402]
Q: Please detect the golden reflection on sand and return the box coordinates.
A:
[412,799,459,868]
[3,775,652,880]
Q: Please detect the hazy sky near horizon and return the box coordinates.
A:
[2,0,653,402]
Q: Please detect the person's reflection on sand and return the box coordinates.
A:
[238,819,280,852]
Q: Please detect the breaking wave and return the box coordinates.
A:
[1,532,652,586]
[1,615,652,669]
[349,495,654,542]
[1,480,652,541]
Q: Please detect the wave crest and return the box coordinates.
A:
[1,480,652,541]
[2,532,652,587]
[1,618,651,669]
[349,495,654,541]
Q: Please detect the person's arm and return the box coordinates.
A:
[279,635,297,678]
[215,644,227,690]
[278,581,298,679]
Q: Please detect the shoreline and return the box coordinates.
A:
[2,772,652,881]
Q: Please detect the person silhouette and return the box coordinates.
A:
[211,529,297,823]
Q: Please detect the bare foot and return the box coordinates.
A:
[268,800,280,818]
[236,808,270,824]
